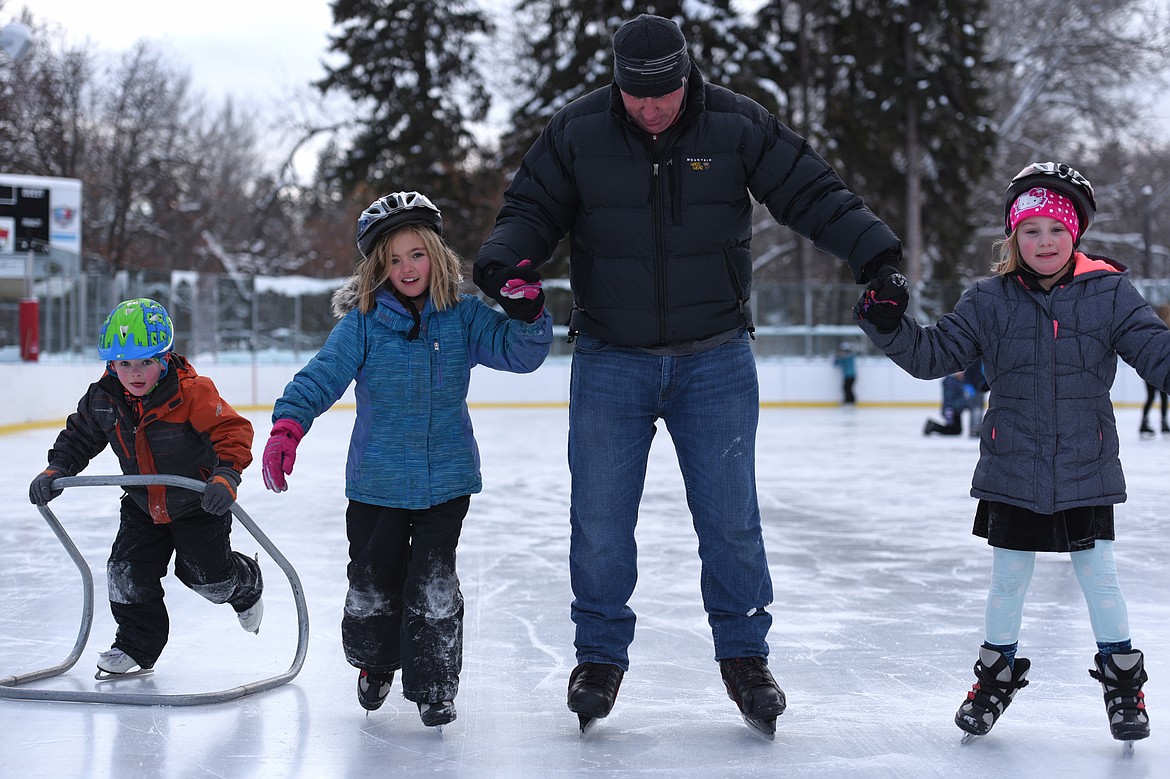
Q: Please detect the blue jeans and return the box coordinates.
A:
[568,331,773,670]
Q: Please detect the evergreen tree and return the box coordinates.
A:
[817,0,996,293]
[317,0,495,259]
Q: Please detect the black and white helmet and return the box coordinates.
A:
[1004,162,1096,243]
[356,191,443,258]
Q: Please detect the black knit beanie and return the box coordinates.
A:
[612,14,690,97]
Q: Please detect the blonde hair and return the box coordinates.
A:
[990,233,1023,277]
[352,225,464,314]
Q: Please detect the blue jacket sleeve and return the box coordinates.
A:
[462,297,553,373]
[272,311,367,431]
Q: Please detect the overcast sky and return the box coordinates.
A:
[19,0,335,104]
[13,0,1170,169]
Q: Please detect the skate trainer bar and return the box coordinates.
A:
[0,474,310,706]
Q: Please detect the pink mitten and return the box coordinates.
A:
[262,419,305,493]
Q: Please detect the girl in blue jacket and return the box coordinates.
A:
[856,163,1170,746]
[261,191,552,727]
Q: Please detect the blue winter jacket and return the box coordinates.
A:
[273,282,552,509]
[857,252,1170,514]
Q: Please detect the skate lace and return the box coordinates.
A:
[576,664,622,695]
[724,658,773,692]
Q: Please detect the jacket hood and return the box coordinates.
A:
[331,276,361,320]
[1074,251,1127,276]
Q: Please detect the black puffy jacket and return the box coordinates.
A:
[475,65,902,348]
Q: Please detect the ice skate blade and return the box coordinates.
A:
[742,715,776,741]
[1124,740,1135,756]
[959,732,980,745]
[578,713,601,737]
[95,667,154,682]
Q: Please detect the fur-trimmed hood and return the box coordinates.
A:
[330,276,362,320]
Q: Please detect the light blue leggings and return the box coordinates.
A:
[985,542,1130,645]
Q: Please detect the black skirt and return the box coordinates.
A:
[972,500,1115,552]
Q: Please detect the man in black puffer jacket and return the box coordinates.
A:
[473,13,906,737]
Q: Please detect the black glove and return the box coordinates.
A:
[856,264,909,334]
[201,467,241,515]
[476,259,546,322]
[29,467,63,505]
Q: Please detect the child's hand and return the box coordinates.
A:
[856,265,909,333]
[262,419,305,493]
[481,260,546,322]
[201,468,240,515]
[29,467,63,505]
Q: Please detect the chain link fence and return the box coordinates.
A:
[9,267,1170,364]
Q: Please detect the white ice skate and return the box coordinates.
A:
[237,599,264,634]
[95,647,153,681]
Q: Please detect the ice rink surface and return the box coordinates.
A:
[1,405,1168,778]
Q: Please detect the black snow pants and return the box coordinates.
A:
[341,496,467,704]
[106,496,263,667]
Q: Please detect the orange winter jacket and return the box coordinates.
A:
[43,353,253,523]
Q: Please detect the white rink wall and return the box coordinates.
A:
[0,354,1151,428]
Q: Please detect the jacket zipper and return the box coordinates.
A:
[652,161,667,344]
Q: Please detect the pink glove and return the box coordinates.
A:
[262,419,305,493]
[496,259,545,322]
[500,259,543,300]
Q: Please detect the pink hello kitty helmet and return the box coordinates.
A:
[1003,162,1096,245]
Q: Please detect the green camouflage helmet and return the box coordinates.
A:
[98,298,174,361]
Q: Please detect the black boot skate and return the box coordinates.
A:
[720,657,786,740]
[1140,419,1155,438]
[1089,650,1149,746]
[955,646,1030,740]
[567,662,623,735]
[924,419,961,436]
[418,700,457,728]
[357,669,394,712]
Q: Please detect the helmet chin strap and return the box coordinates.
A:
[393,291,423,341]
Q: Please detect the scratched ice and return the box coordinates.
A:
[1,405,1167,777]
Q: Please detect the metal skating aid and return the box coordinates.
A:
[0,474,309,707]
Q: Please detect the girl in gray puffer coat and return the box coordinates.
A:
[856,162,1170,747]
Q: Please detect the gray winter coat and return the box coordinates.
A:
[857,252,1170,514]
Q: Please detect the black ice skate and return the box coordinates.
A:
[955,646,1030,741]
[1089,649,1149,750]
[924,419,962,436]
[357,669,393,712]
[567,662,624,735]
[720,657,786,741]
[418,700,457,728]
[94,647,154,681]
[1140,419,1155,439]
